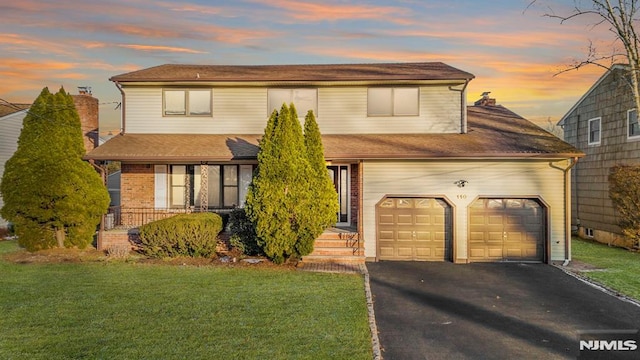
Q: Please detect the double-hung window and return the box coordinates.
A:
[628,109,640,139]
[588,117,601,145]
[267,89,317,117]
[163,89,212,116]
[368,87,419,116]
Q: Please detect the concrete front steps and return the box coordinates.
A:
[301,228,364,264]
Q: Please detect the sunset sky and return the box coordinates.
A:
[0,0,616,133]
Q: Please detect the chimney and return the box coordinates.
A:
[72,88,99,154]
[474,91,496,107]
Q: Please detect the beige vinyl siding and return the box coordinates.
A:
[124,88,268,134]
[317,86,460,134]
[362,159,569,262]
[124,85,462,134]
[0,110,27,227]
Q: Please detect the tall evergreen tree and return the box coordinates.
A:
[297,110,339,255]
[245,103,313,263]
[0,87,110,251]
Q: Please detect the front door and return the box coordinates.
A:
[327,165,349,224]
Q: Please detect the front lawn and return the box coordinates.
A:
[572,237,640,301]
[0,240,372,359]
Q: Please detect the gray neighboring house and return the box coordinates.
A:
[558,64,639,248]
[0,103,30,230]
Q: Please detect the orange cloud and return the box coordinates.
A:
[248,0,412,24]
[118,44,207,54]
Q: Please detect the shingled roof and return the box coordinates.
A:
[0,103,30,118]
[110,62,475,83]
[86,105,582,162]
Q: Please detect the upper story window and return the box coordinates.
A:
[163,89,212,116]
[628,109,640,139]
[268,89,317,117]
[367,87,419,116]
[588,117,601,145]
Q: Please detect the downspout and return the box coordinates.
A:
[114,81,125,134]
[449,79,471,134]
[562,157,579,266]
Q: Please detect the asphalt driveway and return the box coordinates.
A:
[367,262,640,359]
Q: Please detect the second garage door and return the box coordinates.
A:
[377,197,452,261]
[468,198,545,262]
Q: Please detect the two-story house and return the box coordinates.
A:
[87,62,582,264]
[558,64,638,248]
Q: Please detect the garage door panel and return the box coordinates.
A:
[379,214,394,225]
[397,214,413,225]
[379,230,394,240]
[415,214,432,225]
[488,215,503,225]
[377,197,452,261]
[469,198,545,262]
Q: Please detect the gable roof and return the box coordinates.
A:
[558,64,627,126]
[0,103,30,118]
[85,105,582,162]
[110,62,475,83]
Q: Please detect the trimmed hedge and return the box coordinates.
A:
[138,212,223,258]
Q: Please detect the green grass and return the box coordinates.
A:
[572,237,640,300]
[0,241,372,359]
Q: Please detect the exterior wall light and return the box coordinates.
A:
[454,180,468,188]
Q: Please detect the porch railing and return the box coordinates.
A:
[103,206,234,230]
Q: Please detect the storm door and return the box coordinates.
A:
[327,165,349,224]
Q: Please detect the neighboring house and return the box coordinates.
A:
[0,91,100,231]
[0,103,30,230]
[87,62,583,263]
[558,64,638,248]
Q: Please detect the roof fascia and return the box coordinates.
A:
[113,79,470,87]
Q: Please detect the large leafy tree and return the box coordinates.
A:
[1,87,110,251]
[246,104,338,263]
[529,0,640,112]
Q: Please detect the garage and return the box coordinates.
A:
[377,197,452,261]
[468,198,545,262]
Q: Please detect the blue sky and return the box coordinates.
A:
[0,0,614,133]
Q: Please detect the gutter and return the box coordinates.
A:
[114,81,125,134]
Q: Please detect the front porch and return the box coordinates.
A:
[98,207,363,264]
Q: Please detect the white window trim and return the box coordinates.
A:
[162,89,212,117]
[627,108,640,140]
[587,117,601,146]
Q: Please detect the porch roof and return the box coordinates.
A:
[85,105,583,162]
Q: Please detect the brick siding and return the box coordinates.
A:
[72,94,99,154]
[120,163,155,208]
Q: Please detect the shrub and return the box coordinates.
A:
[609,164,640,249]
[138,212,223,258]
[228,208,263,256]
